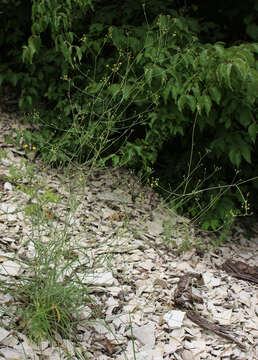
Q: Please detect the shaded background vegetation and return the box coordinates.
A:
[0,0,257,231]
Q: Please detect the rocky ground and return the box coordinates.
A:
[0,110,257,359]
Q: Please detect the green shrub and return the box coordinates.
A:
[1,1,257,230]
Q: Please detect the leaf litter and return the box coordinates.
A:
[0,109,257,359]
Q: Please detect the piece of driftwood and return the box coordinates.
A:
[174,272,203,310]
[186,311,246,350]
[174,272,247,350]
[221,259,258,284]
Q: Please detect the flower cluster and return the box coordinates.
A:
[24,144,36,151]
[106,62,122,72]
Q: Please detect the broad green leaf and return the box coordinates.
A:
[177,95,187,112]
[171,85,180,101]
[153,65,167,85]
[26,96,32,107]
[75,46,82,62]
[66,32,74,43]
[248,123,257,143]
[240,145,251,164]
[249,43,258,54]
[144,33,154,49]
[225,118,231,129]
[216,63,223,85]
[238,107,253,128]
[211,218,219,230]
[28,87,37,96]
[160,68,167,85]
[163,85,171,104]
[201,220,210,230]
[178,95,196,113]
[233,58,248,80]
[199,49,209,67]
[186,95,196,112]
[247,79,258,103]
[112,154,120,167]
[31,23,41,35]
[225,63,233,89]
[203,95,212,116]
[173,125,184,136]
[209,86,221,105]
[64,105,71,115]
[227,99,238,113]
[136,53,143,64]
[109,84,121,98]
[111,26,124,48]
[229,149,241,167]
[151,93,160,106]
[22,46,30,64]
[173,17,188,32]
[122,85,131,100]
[214,43,225,56]
[210,137,226,152]
[158,14,170,30]
[144,67,153,87]
[183,53,194,69]
[60,41,68,57]
[192,84,200,99]
[127,37,141,52]
[216,63,232,89]
[22,36,41,64]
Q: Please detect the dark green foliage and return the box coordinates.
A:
[1,0,257,230]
